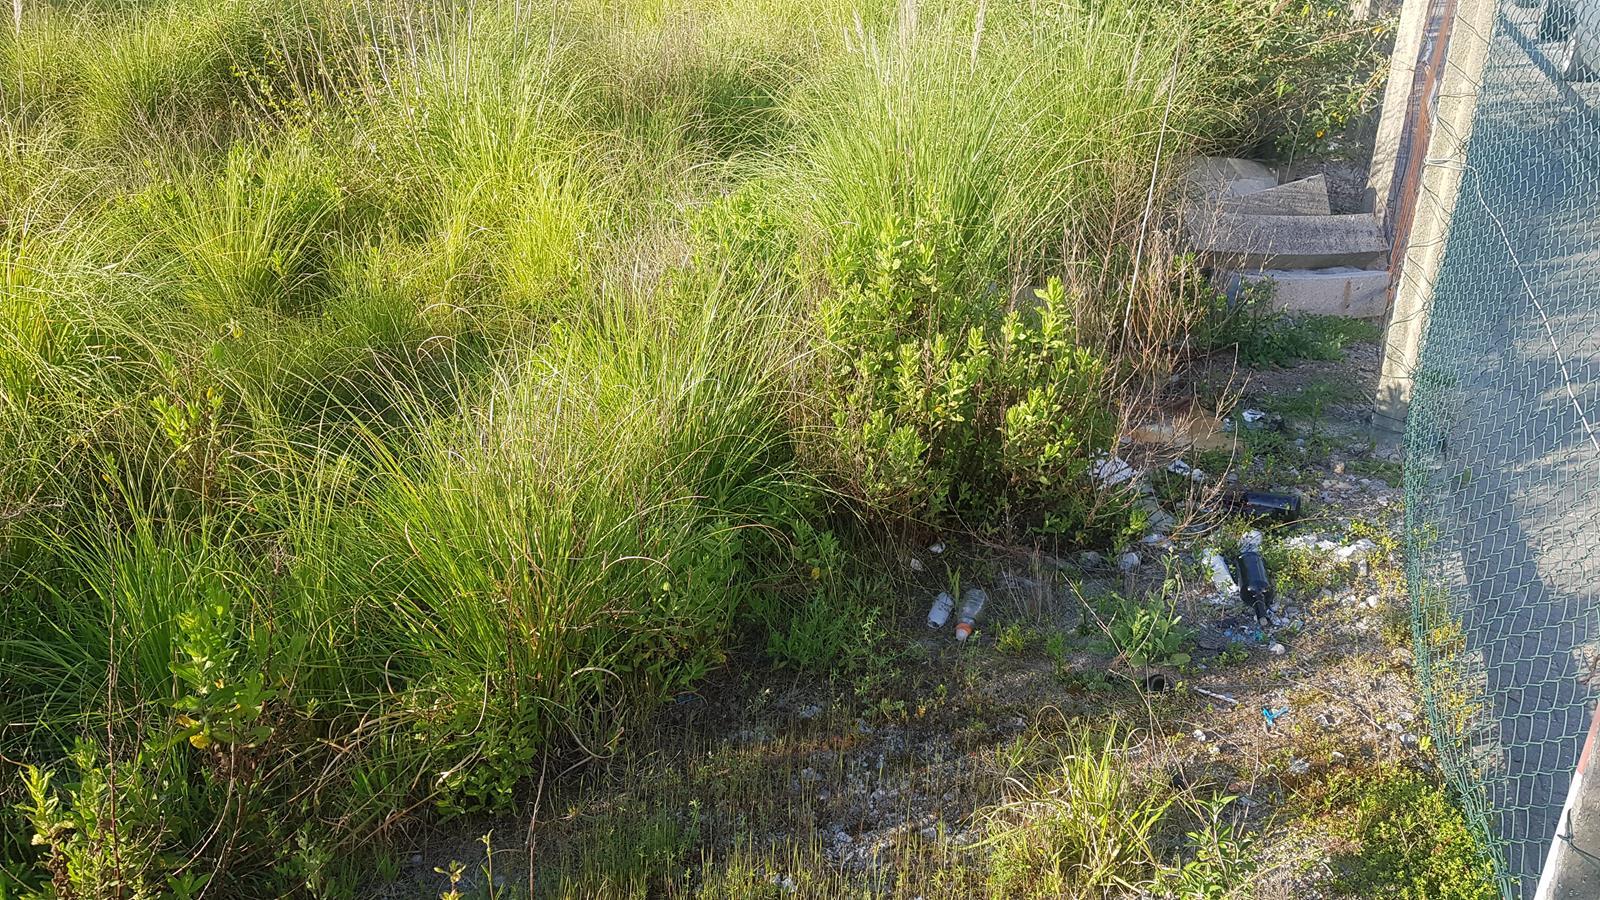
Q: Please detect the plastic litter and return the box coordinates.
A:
[1200,549,1238,597]
[1166,459,1207,480]
[1193,687,1239,706]
[1220,489,1302,521]
[927,591,955,629]
[1142,672,1172,693]
[953,588,988,642]
[1235,530,1274,622]
[1091,454,1137,487]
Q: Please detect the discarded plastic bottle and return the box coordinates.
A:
[1200,549,1238,597]
[927,592,955,629]
[953,588,988,642]
[1235,530,1274,622]
[1220,490,1301,522]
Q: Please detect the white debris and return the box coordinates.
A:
[1200,549,1238,596]
[1241,408,1268,424]
[909,557,925,573]
[1091,454,1138,487]
[1194,687,1239,706]
[928,541,945,555]
[1269,642,1287,656]
[1335,538,1379,562]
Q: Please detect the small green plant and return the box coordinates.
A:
[997,622,1032,656]
[983,727,1176,898]
[1163,793,1255,899]
[1197,286,1380,368]
[1096,594,1192,668]
[18,743,178,900]
[1300,766,1496,899]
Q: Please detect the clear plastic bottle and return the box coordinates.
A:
[927,591,955,629]
[954,588,988,642]
[1200,549,1238,597]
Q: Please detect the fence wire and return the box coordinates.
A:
[1404,0,1600,895]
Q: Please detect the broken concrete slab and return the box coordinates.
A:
[1189,212,1388,270]
[1217,175,1332,216]
[1236,267,1392,318]
[1185,157,1278,200]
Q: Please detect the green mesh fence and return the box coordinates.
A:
[1403,0,1600,895]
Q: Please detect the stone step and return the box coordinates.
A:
[1217,175,1332,216]
[1234,267,1392,318]
[1184,157,1279,200]
[1189,212,1388,270]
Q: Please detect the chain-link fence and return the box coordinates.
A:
[1403,0,1600,894]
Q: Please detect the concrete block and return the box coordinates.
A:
[1189,212,1388,270]
[1237,267,1392,318]
[1184,157,1278,200]
[1217,175,1333,216]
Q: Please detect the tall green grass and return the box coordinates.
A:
[0,0,1374,891]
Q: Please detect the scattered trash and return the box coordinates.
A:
[1192,729,1210,742]
[928,541,946,555]
[1268,642,1286,656]
[926,592,955,629]
[1193,686,1239,706]
[1336,538,1379,562]
[1200,549,1238,597]
[953,588,988,642]
[909,557,925,573]
[1091,454,1138,487]
[1288,758,1311,776]
[1220,489,1302,522]
[1239,408,1283,430]
[1142,672,1172,693]
[1235,530,1275,623]
[1285,533,1339,553]
[1166,459,1207,480]
[1262,706,1289,728]
[1330,750,1347,763]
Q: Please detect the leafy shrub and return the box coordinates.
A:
[1178,0,1392,156]
[1305,766,1497,899]
[812,224,1114,530]
[1095,593,1193,668]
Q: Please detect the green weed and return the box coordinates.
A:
[1299,766,1496,899]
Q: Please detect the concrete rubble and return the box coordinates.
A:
[1183,156,1392,320]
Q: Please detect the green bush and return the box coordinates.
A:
[1307,766,1497,899]
[1178,0,1392,156]
[814,244,1114,528]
